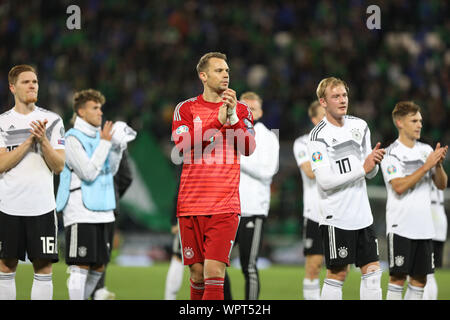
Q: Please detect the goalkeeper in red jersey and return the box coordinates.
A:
[171,52,256,300]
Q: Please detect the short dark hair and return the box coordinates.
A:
[196,52,227,73]
[8,65,37,84]
[392,101,421,122]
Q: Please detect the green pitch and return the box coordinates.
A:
[14,262,450,300]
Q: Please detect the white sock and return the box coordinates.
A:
[67,266,88,300]
[303,278,320,300]
[321,278,343,300]
[404,284,424,300]
[360,269,382,300]
[386,283,403,300]
[423,274,437,300]
[164,257,185,300]
[0,271,16,300]
[31,273,53,300]
[84,270,103,300]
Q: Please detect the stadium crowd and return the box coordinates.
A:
[0,0,448,224]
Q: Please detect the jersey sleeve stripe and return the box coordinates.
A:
[173,97,196,121]
[310,120,326,141]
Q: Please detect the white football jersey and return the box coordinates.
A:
[381,139,435,239]
[293,134,320,223]
[0,106,65,216]
[307,115,374,230]
[431,185,447,241]
[239,122,279,217]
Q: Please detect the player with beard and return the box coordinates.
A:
[0,65,65,300]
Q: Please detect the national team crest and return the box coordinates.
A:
[184,247,194,259]
[312,152,323,162]
[338,247,348,258]
[351,128,362,141]
[387,165,397,175]
[78,246,87,257]
[395,255,404,267]
[305,238,313,249]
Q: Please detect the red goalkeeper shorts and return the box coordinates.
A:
[178,212,239,266]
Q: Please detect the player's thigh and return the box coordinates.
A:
[304,218,323,257]
[0,211,25,261]
[432,240,444,269]
[25,211,59,263]
[387,233,411,276]
[97,222,115,265]
[204,213,239,266]
[355,225,379,268]
[319,225,356,269]
[410,239,434,278]
[65,223,102,265]
[178,216,204,266]
[237,216,264,265]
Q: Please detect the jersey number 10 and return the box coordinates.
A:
[336,157,352,174]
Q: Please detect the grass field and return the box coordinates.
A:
[13,261,450,300]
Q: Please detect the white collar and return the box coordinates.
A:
[73,116,100,137]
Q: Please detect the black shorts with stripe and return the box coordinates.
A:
[0,210,59,262]
[320,224,379,269]
[387,233,434,276]
[303,218,323,256]
[432,240,444,269]
[65,222,114,266]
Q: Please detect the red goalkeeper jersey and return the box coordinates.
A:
[172,94,256,217]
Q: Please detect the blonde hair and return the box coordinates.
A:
[8,64,37,84]
[240,91,262,104]
[316,77,349,100]
[196,52,227,73]
[308,100,322,118]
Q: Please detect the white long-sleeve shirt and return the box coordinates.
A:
[307,115,377,230]
[239,122,279,217]
[62,117,123,227]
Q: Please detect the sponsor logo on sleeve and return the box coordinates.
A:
[312,152,323,162]
[387,165,397,175]
[176,125,189,135]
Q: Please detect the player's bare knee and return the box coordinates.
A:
[410,275,427,287]
[32,259,52,274]
[390,273,407,286]
[91,264,105,273]
[327,266,348,281]
[189,263,204,283]
[0,259,18,273]
[362,268,382,289]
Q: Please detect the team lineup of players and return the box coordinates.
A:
[0,50,447,300]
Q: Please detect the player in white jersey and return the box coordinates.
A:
[0,65,65,300]
[236,92,279,300]
[423,185,447,300]
[293,101,325,300]
[307,77,385,300]
[381,101,448,300]
[56,89,126,300]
